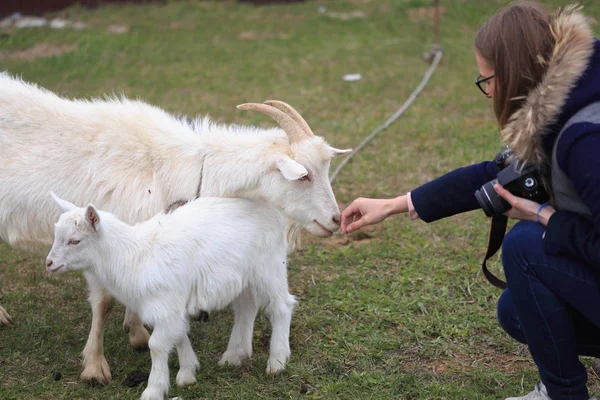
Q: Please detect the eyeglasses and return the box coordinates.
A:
[475,74,495,96]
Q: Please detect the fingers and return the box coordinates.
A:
[346,217,368,234]
[494,183,542,221]
[493,184,518,205]
[340,203,360,234]
[341,197,387,234]
[341,199,366,234]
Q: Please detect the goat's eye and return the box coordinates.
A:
[68,239,81,245]
[298,175,311,182]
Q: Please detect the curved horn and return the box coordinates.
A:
[264,100,315,138]
[237,103,307,143]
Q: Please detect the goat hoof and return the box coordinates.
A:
[123,324,130,334]
[140,386,167,400]
[218,352,241,367]
[176,369,197,387]
[218,350,249,367]
[266,356,288,375]
[80,358,111,386]
[0,306,13,327]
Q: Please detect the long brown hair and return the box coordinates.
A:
[475,1,555,128]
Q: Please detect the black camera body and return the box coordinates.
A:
[474,146,549,217]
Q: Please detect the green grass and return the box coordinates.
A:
[1,0,600,398]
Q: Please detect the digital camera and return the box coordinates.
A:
[474,146,549,217]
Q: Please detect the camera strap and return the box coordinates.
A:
[482,214,508,290]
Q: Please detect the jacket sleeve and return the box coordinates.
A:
[410,161,499,222]
[544,129,600,268]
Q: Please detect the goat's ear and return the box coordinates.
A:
[330,147,353,158]
[274,155,309,181]
[85,205,100,232]
[50,191,76,213]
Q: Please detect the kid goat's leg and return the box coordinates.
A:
[263,259,297,375]
[141,319,182,400]
[175,332,200,387]
[123,307,150,350]
[219,288,259,367]
[81,274,113,385]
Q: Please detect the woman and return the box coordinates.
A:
[340,2,600,399]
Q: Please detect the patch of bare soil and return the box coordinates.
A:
[397,345,535,376]
[238,31,290,40]
[327,10,367,21]
[169,20,194,30]
[238,31,257,40]
[407,6,446,22]
[329,230,374,247]
[106,24,129,34]
[0,43,78,61]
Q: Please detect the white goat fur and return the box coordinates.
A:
[47,194,298,400]
[0,72,349,383]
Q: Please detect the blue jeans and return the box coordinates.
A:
[498,221,600,400]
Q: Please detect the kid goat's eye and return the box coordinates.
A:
[68,239,80,245]
[299,175,310,182]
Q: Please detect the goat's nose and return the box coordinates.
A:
[332,215,341,226]
[45,260,53,268]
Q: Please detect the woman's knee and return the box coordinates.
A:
[501,221,546,278]
[497,290,527,344]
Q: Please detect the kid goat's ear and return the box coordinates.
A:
[50,191,77,213]
[85,205,100,232]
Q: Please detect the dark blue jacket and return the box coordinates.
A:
[410,39,600,269]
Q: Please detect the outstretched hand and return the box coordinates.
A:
[340,198,393,234]
[493,184,555,225]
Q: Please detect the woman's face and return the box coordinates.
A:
[475,51,495,99]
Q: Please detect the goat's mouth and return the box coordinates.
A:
[313,220,334,237]
[47,264,65,273]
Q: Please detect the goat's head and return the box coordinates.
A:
[45,192,101,274]
[238,100,351,237]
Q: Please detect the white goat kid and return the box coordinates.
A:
[0,73,350,385]
[47,193,299,400]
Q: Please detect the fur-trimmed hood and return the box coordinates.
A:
[500,5,600,170]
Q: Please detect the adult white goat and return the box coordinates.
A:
[46,192,298,400]
[0,72,350,384]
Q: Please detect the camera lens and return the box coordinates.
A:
[474,179,511,217]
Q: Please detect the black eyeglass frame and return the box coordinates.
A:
[475,74,495,96]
